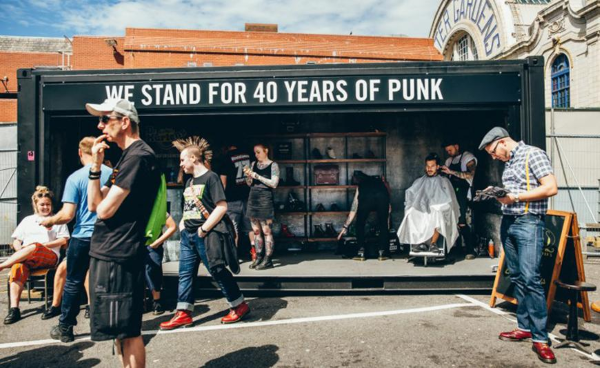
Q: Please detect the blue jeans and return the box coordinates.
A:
[59,237,91,327]
[501,214,548,343]
[177,229,244,311]
[145,245,164,293]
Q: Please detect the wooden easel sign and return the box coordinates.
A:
[490,210,591,322]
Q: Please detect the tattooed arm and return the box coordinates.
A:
[251,162,280,188]
[338,189,359,240]
[442,159,476,182]
[244,162,255,186]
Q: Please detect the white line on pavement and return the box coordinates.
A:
[0,302,476,350]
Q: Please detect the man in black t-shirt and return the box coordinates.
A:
[160,137,248,331]
[83,99,160,368]
[216,143,252,252]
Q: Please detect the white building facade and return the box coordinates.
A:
[430,0,600,226]
[430,0,599,109]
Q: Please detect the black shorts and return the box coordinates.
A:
[89,257,145,341]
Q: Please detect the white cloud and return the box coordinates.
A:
[3,0,440,38]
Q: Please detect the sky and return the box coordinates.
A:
[0,0,440,39]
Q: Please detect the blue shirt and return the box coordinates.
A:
[62,163,112,238]
[502,141,554,216]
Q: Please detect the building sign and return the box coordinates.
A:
[42,74,520,112]
[433,0,502,58]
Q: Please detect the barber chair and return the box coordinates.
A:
[407,236,447,267]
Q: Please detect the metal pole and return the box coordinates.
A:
[555,137,598,223]
[554,136,576,213]
[550,108,555,209]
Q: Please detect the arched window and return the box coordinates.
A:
[551,54,570,108]
[450,34,478,61]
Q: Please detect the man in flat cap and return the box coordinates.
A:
[84,99,160,367]
[479,127,558,364]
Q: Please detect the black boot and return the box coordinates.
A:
[249,255,263,269]
[325,223,337,237]
[313,224,326,237]
[50,324,74,343]
[312,148,323,159]
[286,167,300,186]
[4,307,21,324]
[41,306,61,320]
[255,255,274,270]
[353,247,366,261]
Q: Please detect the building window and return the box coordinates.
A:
[450,34,478,61]
[551,54,570,108]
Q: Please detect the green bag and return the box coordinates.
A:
[145,174,167,245]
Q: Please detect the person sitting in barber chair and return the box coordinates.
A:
[397,153,460,255]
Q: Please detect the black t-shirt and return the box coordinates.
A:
[183,170,227,233]
[358,176,388,199]
[90,140,160,262]
[215,148,250,202]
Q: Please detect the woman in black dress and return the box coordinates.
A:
[244,143,280,270]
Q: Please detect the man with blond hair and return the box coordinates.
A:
[42,137,112,341]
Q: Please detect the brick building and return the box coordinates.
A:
[0,25,442,124]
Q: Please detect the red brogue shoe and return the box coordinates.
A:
[532,342,557,364]
[221,302,250,324]
[159,310,193,330]
[499,329,532,341]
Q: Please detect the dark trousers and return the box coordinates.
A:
[59,237,91,327]
[144,245,163,293]
[356,192,390,255]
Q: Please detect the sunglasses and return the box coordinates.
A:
[488,140,501,155]
[99,115,123,124]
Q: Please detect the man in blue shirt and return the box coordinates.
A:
[480,127,558,364]
[41,137,112,342]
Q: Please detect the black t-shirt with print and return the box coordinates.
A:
[90,140,160,262]
[215,148,251,202]
[183,170,227,233]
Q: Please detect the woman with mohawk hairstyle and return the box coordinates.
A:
[160,136,249,330]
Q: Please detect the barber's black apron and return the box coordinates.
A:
[449,154,470,224]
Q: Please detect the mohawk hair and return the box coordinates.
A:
[172,136,213,164]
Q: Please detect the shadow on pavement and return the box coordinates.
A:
[0,341,100,368]
[201,344,279,368]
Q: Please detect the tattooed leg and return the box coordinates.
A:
[251,219,264,255]
[262,220,274,256]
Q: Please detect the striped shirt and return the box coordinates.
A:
[502,141,553,216]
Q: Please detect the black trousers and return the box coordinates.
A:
[356,192,390,255]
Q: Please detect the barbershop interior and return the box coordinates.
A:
[45,105,513,286]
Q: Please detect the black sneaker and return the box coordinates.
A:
[4,307,21,324]
[84,305,90,319]
[41,306,61,320]
[153,301,165,316]
[50,324,74,343]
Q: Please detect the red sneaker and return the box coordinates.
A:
[221,302,250,324]
[499,329,532,341]
[159,310,193,330]
[532,342,557,364]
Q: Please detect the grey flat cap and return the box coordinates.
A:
[478,127,509,150]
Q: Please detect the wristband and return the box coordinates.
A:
[88,174,101,180]
[200,227,207,233]
[343,224,349,229]
[89,169,101,175]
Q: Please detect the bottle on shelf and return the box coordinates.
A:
[488,239,495,259]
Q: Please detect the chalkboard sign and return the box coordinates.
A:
[490,211,591,322]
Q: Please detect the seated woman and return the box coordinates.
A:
[0,186,70,324]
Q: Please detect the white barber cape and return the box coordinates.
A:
[397,174,460,250]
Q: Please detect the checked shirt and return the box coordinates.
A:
[502,141,553,216]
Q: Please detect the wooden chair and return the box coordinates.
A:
[6,267,56,311]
